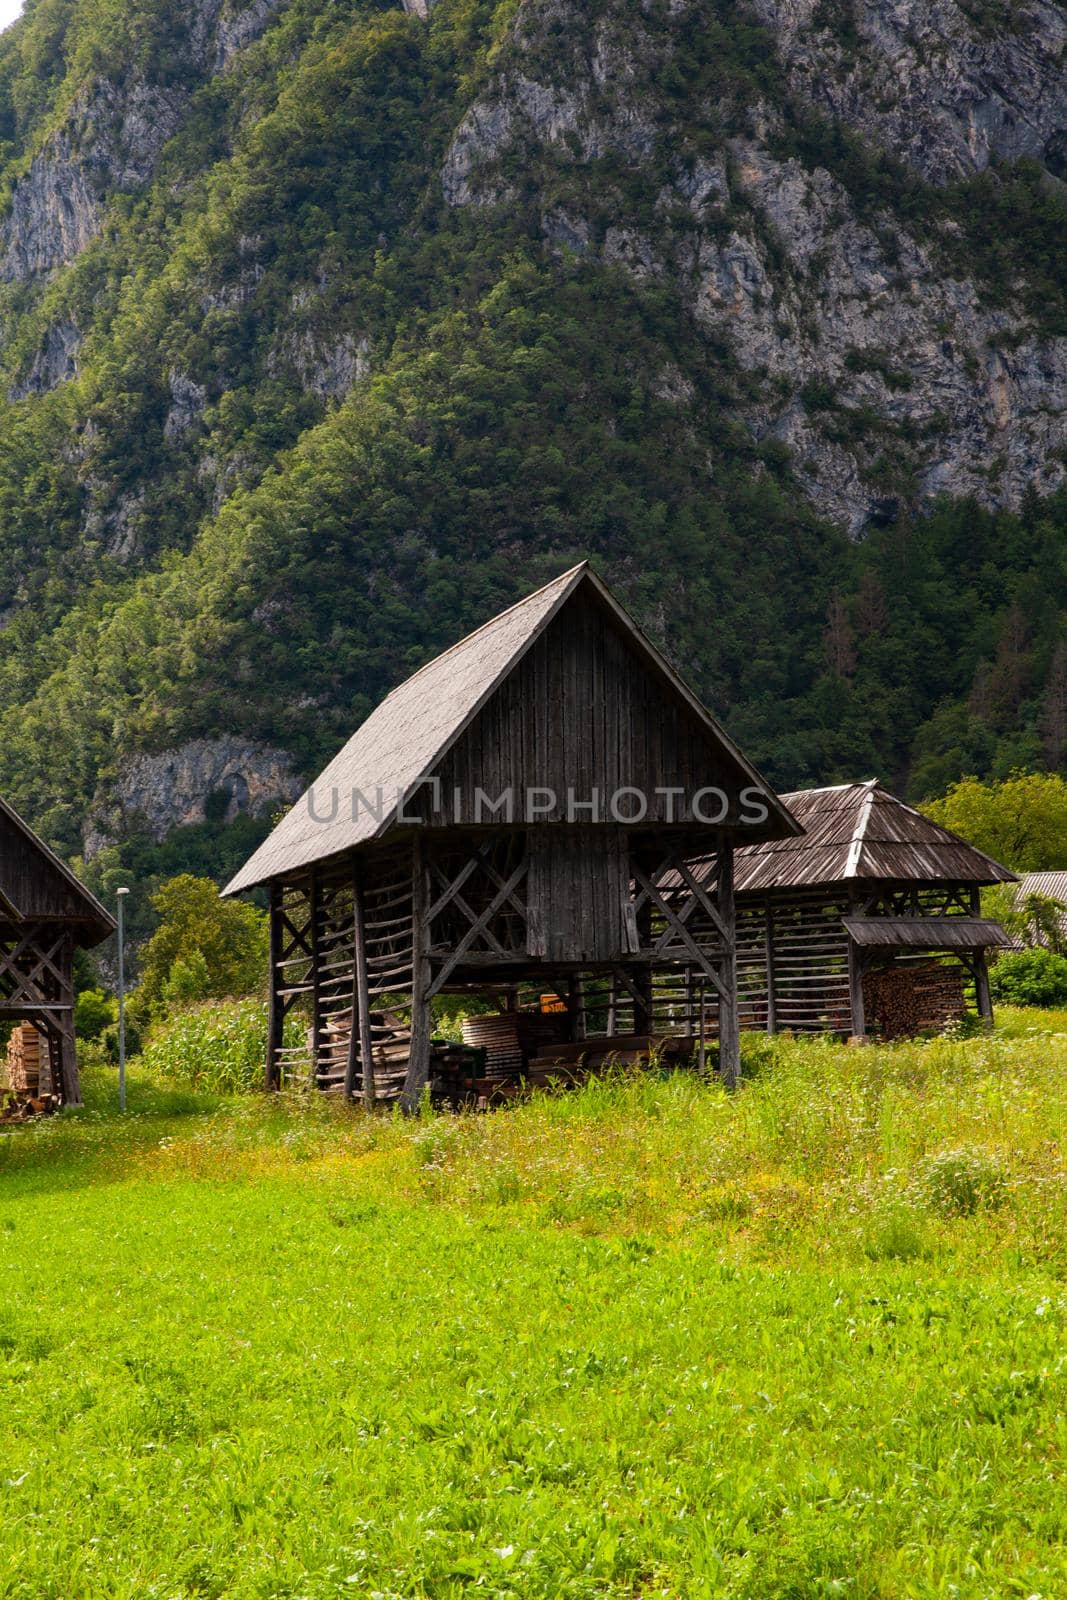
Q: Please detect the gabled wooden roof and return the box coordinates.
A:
[0,795,116,943]
[225,563,799,894]
[735,781,1017,894]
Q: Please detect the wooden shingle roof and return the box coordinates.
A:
[1016,871,1067,902]
[735,781,1017,894]
[225,563,799,894]
[0,795,115,943]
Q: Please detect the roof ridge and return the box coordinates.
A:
[846,781,879,876]
[778,780,876,801]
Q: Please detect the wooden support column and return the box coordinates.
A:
[266,884,284,1091]
[717,840,741,1089]
[568,974,587,1042]
[969,888,994,1026]
[56,1017,80,1107]
[633,901,653,1035]
[764,899,777,1035]
[308,871,324,1088]
[973,955,994,1025]
[847,937,866,1040]
[402,836,433,1112]
[54,933,80,1106]
[346,861,376,1106]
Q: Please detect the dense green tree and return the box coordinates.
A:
[922,772,1067,873]
[135,874,268,1017]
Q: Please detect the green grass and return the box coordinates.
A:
[0,1022,1063,1598]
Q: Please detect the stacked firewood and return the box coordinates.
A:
[863,962,967,1039]
[6,1023,51,1096]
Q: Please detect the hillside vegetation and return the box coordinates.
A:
[0,1022,1062,1596]
[0,0,1061,889]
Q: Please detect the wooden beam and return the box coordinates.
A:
[568,974,586,1042]
[764,900,777,1035]
[402,836,433,1111]
[309,872,324,1088]
[633,900,652,1035]
[968,887,995,1026]
[347,862,376,1107]
[266,885,284,1091]
[426,856,529,998]
[847,936,866,1040]
[56,1017,80,1107]
[717,841,740,1089]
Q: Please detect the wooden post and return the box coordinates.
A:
[308,871,324,1089]
[973,950,994,1026]
[346,861,376,1106]
[56,1019,80,1107]
[764,899,777,1035]
[402,836,433,1112]
[969,889,994,1027]
[568,974,586,1041]
[606,971,617,1037]
[717,840,740,1089]
[847,936,866,1040]
[266,884,284,1091]
[633,900,653,1035]
[56,934,81,1106]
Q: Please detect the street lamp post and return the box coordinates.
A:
[117,887,130,1113]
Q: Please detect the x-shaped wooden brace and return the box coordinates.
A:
[429,844,529,955]
[609,966,651,1012]
[631,859,729,999]
[428,855,530,998]
[278,905,315,962]
[0,926,68,1007]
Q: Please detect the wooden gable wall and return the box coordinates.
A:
[419,587,754,828]
[0,810,92,923]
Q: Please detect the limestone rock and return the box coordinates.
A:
[85,736,302,857]
[442,0,1067,533]
[8,320,82,399]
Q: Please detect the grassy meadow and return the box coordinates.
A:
[0,1014,1063,1599]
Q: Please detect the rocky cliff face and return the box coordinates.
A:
[85,737,301,858]
[0,0,283,284]
[754,0,1067,183]
[439,0,1067,533]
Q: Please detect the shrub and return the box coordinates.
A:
[75,988,117,1041]
[138,999,291,1095]
[162,950,212,1008]
[989,947,1067,1008]
[916,1147,1007,1218]
[862,1202,929,1261]
[99,1018,143,1064]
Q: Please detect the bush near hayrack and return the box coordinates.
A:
[135,876,268,1023]
[989,946,1067,1007]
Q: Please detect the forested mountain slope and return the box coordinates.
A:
[0,0,1064,887]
